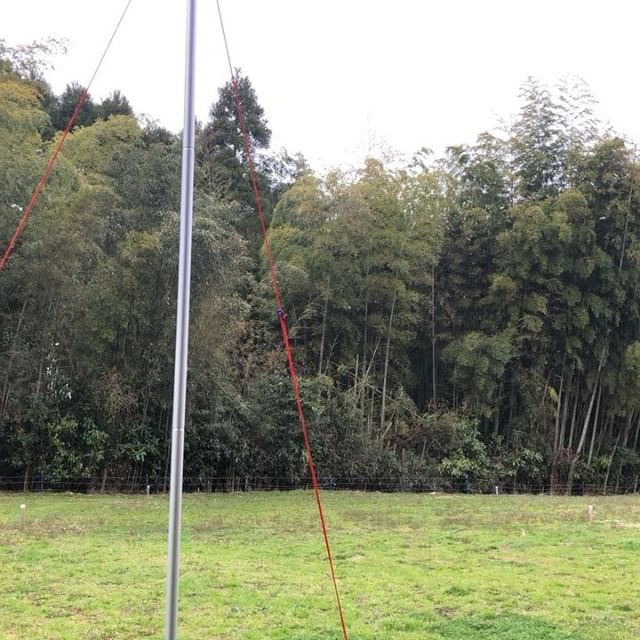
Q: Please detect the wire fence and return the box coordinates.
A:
[0,474,637,496]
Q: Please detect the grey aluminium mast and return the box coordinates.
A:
[164,0,197,638]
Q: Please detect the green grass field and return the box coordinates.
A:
[0,491,638,639]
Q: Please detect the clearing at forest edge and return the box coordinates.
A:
[0,491,638,640]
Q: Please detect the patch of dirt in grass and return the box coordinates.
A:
[189,516,227,532]
[429,613,587,639]
[0,517,88,538]
[603,520,640,528]
[434,606,456,618]
[440,510,584,529]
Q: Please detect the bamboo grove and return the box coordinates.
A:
[1,42,640,494]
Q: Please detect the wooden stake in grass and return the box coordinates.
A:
[587,504,594,523]
[19,503,26,530]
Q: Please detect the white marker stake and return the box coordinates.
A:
[19,503,26,529]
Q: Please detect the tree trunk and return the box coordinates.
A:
[367,385,375,440]
[633,413,640,451]
[507,378,516,436]
[596,411,613,457]
[618,182,633,272]
[353,353,359,399]
[380,289,397,433]
[550,371,564,494]
[603,432,621,495]
[1,299,28,419]
[318,283,330,376]
[360,261,370,423]
[558,364,574,453]
[567,348,606,495]
[357,339,379,427]
[587,383,603,465]
[538,371,550,432]
[566,380,580,451]
[553,371,564,453]
[35,294,56,395]
[23,465,30,492]
[431,262,437,403]
[324,335,339,377]
[622,409,634,448]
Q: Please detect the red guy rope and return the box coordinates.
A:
[0,0,134,272]
[215,3,350,639]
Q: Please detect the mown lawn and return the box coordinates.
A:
[0,491,638,639]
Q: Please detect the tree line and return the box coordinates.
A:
[1,41,639,494]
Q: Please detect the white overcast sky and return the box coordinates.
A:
[4,0,640,171]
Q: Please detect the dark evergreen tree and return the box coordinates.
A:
[98,90,133,120]
[199,72,271,204]
[52,81,98,130]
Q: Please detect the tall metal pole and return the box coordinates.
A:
[164,0,197,638]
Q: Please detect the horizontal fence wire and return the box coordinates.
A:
[0,475,637,495]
